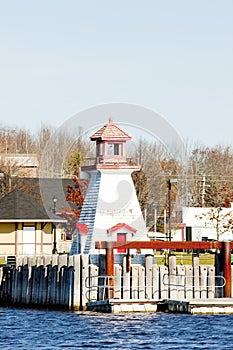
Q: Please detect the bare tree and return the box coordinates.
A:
[0,127,36,154]
[188,145,233,207]
[196,206,233,241]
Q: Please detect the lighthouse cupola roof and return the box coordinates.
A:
[81,118,140,171]
[90,118,132,141]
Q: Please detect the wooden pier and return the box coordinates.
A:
[85,240,233,314]
[0,240,232,313]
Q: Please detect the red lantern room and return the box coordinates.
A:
[90,118,132,166]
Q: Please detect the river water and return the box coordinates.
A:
[0,307,233,349]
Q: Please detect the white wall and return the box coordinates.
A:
[93,169,148,245]
[182,206,233,241]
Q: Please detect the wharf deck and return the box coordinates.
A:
[168,298,233,314]
[86,299,161,313]
[86,298,233,314]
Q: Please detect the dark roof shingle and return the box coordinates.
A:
[0,189,63,221]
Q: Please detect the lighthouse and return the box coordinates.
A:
[70,118,149,254]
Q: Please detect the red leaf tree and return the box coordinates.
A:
[61,176,88,227]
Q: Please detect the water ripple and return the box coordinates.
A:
[0,308,233,349]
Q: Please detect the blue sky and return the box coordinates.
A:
[0,0,232,147]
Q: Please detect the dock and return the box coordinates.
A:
[87,299,160,313]
[0,240,233,313]
[85,240,233,314]
[169,298,233,314]
[87,298,233,314]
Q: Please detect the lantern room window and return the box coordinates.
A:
[97,142,104,156]
[107,143,120,156]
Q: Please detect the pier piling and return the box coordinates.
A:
[223,241,232,298]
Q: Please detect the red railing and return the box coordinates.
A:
[82,157,139,167]
[95,241,233,298]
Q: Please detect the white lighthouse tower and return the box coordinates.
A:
[70,118,149,254]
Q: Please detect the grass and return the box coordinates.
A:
[154,251,215,266]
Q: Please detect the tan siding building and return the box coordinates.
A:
[0,189,66,257]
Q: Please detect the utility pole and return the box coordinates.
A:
[52,196,58,254]
[167,178,177,241]
[144,207,147,227]
[201,175,206,207]
[154,208,157,232]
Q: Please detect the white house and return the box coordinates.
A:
[181,205,233,241]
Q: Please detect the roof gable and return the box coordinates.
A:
[76,223,88,234]
[107,222,137,234]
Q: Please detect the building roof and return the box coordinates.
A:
[76,223,88,234]
[107,222,137,234]
[0,188,65,222]
[90,118,132,141]
[7,177,88,214]
[0,154,39,167]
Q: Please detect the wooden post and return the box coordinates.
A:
[193,254,200,299]
[215,251,223,298]
[131,265,139,299]
[21,265,28,305]
[160,265,168,299]
[223,241,232,298]
[71,255,81,311]
[177,265,185,301]
[16,266,22,304]
[59,266,65,306]
[152,265,160,300]
[38,266,45,305]
[145,255,153,299]
[42,265,49,306]
[200,266,207,299]
[81,254,89,310]
[185,265,193,300]
[126,249,130,272]
[58,254,68,270]
[169,254,177,299]
[99,254,106,301]
[207,266,215,299]
[138,265,145,299]
[89,264,99,302]
[46,264,52,307]
[11,268,17,304]
[106,242,114,299]
[51,266,58,306]
[232,266,233,299]
[122,255,130,299]
[114,264,122,299]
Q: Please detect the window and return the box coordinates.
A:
[97,143,103,156]
[107,143,120,155]
[23,226,35,255]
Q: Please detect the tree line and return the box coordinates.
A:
[1,124,233,232]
